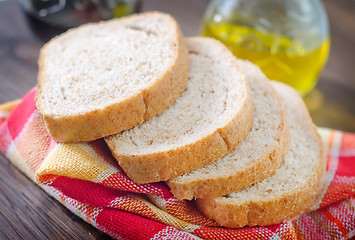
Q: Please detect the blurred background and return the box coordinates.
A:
[0,0,354,133]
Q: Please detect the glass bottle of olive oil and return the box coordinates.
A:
[201,0,330,96]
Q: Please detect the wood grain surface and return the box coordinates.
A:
[0,0,354,239]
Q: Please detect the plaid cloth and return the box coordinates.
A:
[0,87,354,240]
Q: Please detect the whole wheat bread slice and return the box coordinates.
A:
[36,12,189,143]
[167,60,290,200]
[196,81,325,228]
[105,37,254,184]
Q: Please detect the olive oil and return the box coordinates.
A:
[201,22,330,96]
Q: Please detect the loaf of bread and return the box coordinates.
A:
[105,37,254,184]
[36,12,189,143]
[167,60,290,200]
[35,10,325,228]
[196,81,325,228]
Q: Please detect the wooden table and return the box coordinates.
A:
[0,0,354,239]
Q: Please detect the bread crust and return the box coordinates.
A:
[168,119,290,200]
[105,37,254,183]
[107,96,253,183]
[195,81,325,228]
[35,12,189,143]
[167,71,290,200]
[109,131,228,183]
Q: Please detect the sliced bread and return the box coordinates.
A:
[105,37,254,184]
[167,60,290,200]
[36,12,189,143]
[196,81,325,228]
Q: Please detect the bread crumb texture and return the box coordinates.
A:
[196,81,325,228]
[168,60,290,200]
[36,12,189,142]
[106,37,253,183]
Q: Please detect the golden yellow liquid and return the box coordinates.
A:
[201,22,330,96]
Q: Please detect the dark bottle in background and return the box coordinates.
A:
[20,0,141,42]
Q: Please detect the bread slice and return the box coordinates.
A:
[35,12,189,143]
[196,81,325,228]
[105,37,254,184]
[167,60,290,200]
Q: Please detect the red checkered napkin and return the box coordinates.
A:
[0,88,354,240]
